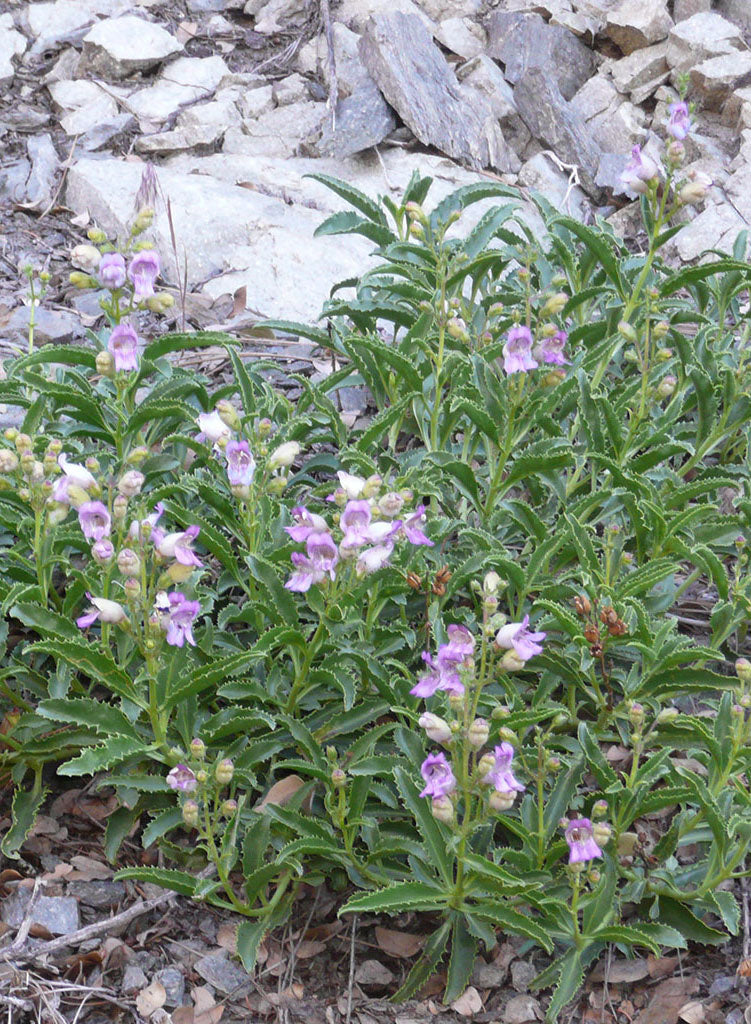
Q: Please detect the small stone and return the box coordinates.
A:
[675,201,747,262]
[510,960,537,993]
[49,81,119,136]
[154,967,185,1008]
[24,134,60,210]
[690,51,751,110]
[66,881,126,909]
[252,0,307,34]
[334,0,436,34]
[224,100,325,159]
[272,73,308,107]
[1,888,80,936]
[610,41,669,94]
[518,151,589,217]
[305,76,397,158]
[666,12,745,75]
[81,16,182,79]
[674,0,711,20]
[7,306,83,345]
[503,994,543,1024]
[0,13,27,84]
[708,976,736,996]
[296,23,369,97]
[355,960,395,988]
[238,84,274,120]
[25,0,101,54]
[434,17,486,59]
[194,953,251,996]
[127,55,230,126]
[472,961,507,988]
[605,0,673,54]
[122,964,148,994]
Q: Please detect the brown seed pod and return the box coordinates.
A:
[406,571,422,590]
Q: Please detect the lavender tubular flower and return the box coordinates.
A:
[58,453,96,490]
[495,615,546,662]
[163,592,200,647]
[285,531,339,592]
[197,409,233,444]
[78,500,111,541]
[285,506,329,543]
[99,252,126,290]
[667,101,690,140]
[539,330,570,366]
[565,818,603,864]
[156,525,202,567]
[503,326,538,375]
[128,250,160,301]
[620,145,659,195]
[226,440,256,488]
[356,542,393,576]
[167,764,198,792]
[419,752,457,798]
[107,324,140,373]
[481,742,525,793]
[77,594,128,629]
[401,505,433,546]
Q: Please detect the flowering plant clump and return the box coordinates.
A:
[0,107,750,1022]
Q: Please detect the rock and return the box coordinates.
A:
[226,100,326,158]
[0,157,31,203]
[419,0,482,18]
[456,54,530,153]
[716,0,751,35]
[708,975,736,997]
[503,994,543,1023]
[0,14,27,84]
[126,55,230,128]
[136,91,242,154]
[24,134,59,210]
[674,200,747,262]
[571,77,646,151]
[359,12,513,171]
[49,81,119,136]
[1,888,80,936]
[485,12,597,101]
[472,961,507,988]
[724,86,751,129]
[194,953,251,996]
[518,152,588,218]
[434,17,486,58]
[726,163,751,221]
[238,85,275,120]
[154,967,185,1008]
[25,0,128,54]
[80,113,136,152]
[122,964,148,993]
[188,0,245,9]
[80,16,182,79]
[674,0,711,21]
[251,0,307,34]
[66,881,126,908]
[511,961,537,993]
[610,41,669,94]
[305,77,398,157]
[6,305,83,344]
[595,150,629,195]
[690,51,751,110]
[666,13,746,75]
[297,23,370,96]
[551,8,600,38]
[272,73,308,107]
[43,48,80,84]
[514,65,604,199]
[355,960,395,988]
[605,0,672,54]
[335,0,435,34]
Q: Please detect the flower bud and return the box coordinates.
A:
[215,758,234,785]
[66,483,90,508]
[14,434,32,453]
[497,727,517,744]
[483,571,502,597]
[117,548,141,576]
[666,139,685,165]
[112,494,128,522]
[628,702,645,728]
[739,694,751,709]
[257,417,272,439]
[196,769,208,784]
[477,753,496,778]
[404,201,427,226]
[362,474,382,499]
[656,707,679,724]
[71,244,101,274]
[467,718,489,748]
[267,441,300,470]
[546,755,561,772]
[123,577,141,599]
[431,795,454,824]
[133,207,155,232]
[409,222,425,240]
[491,705,510,720]
[0,450,19,473]
[69,271,96,289]
[87,228,107,244]
[117,470,144,498]
[47,503,69,526]
[540,322,559,338]
[591,800,608,819]
[145,292,175,313]
[588,868,601,884]
[618,321,637,343]
[378,492,404,517]
[448,693,464,711]
[190,737,206,759]
[653,320,670,340]
[212,399,239,431]
[489,790,516,811]
[657,375,677,399]
[331,768,347,788]
[182,800,199,827]
[447,317,469,342]
[167,561,194,584]
[735,658,751,684]
[95,350,116,378]
[126,446,149,466]
[418,712,452,745]
[220,799,238,817]
[592,822,612,847]
[500,649,526,672]
[540,292,568,317]
[679,172,712,206]
[92,539,115,564]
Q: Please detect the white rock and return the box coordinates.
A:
[674,0,711,20]
[690,51,751,110]
[571,74,618,120]
[238,85,274,120]
[716,0,751,34]
[675,201,747,262]
[81,16,182,79]
[224,101,326,159]
[0,14,27,84]
[297,23,367,96]
[418,0,482,18]
[335,0,435,34]
[723,86,751,129]
[49,80,119,134]
[272,73,308,107]
[251,0,307,33]
[125,56,230,126]
[26,0,129,54]
[518,151,588,219]
[550,10,599,37]
[610,41,668,94]
[434,17,486,59]
[605,0,672,54]
[456,54,517,120]
[666,12,745,74]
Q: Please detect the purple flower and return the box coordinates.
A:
[539,330,570,366]
[285,531,339,592]
[163,592,200,647]
[442,624,475,664]
[167,764,198,792]
[495,615,546,662]
[77,594,128,629]
[667,101,690,141]
[156,525,202,567]
[78,500,111,541]
[339,500,374,552]
[226,440,256,488]
[565,818,602,865]
[128,250,160,302]
[410,625,475,699]
[503,326,538,375]
[401,505,433,546]
[285,505,329,543]
[58,454,96,490]
[130,501,164,541]
[99,252,127,290]
[92,539,115,564]
[107,323,140,373]
[197,410,232,444]
[419,752,457,799]
[482,743,525,794]
[620,145,659,195]
[356,542,394,575]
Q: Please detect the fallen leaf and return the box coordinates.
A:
[216,923,237,954]
[648,955,680,978]
[635,976,699,1024]
[737,957,751,977]
[503,994,543,1023]
[231,286,247,319]
[304,920,344,942]
[590,958,649,983]
[177,20,198,43]
[295,939,326,959]
[255,775,305,810]
[69,854,113,880]
[679,1001,705,1024]
[355,960,394,988]
[172,1009,194,1024]
[195,1008,223,1024]
[452,986,483,1016]
[136,980,167,1018]
[191,987,216,1014]
[375,927,426,959]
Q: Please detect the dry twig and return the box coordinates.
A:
[319,0,338,130]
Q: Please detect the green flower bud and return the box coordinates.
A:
[404,201,427,226]
[656,707,679,724]
[497,727,517,745]
[267,441,300,471]
[14,434,32,453]
[491,705,510,720]
[489,790,516,811]
[123,578,141,599]
[133,207,155,232]
[190,737,206,759]
[182,800,199,827]
[467,718,489,749]
[652,320,670,339]
[215,758,234,785]
[592,799,608,819]
[618,321,637,343]
[112,494,128,522]
[592,822,612,847]
[628,702,645,728]
[221,799,238,817]
[735,658,751,684]
[431,795,454,823]
[145,292,174,313]
[69,271,96,289]
[96,350,116,378]
[656,375,677,399]
[540,292,568,317]
[331,768,347,788]
[87,228,108,244]
[195,770,208,784]
[409,222,425,240]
